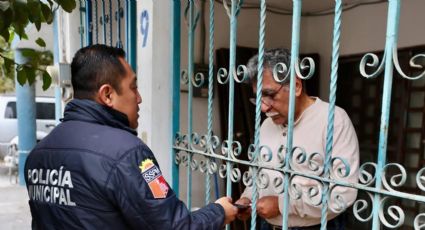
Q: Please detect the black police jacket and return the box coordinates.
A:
[24,99,224,229]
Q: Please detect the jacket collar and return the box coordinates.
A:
[62,99,137,136]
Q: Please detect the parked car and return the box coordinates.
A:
[0,95,56,158]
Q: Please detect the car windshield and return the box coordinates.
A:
[4,101,55,120]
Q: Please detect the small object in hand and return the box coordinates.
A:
[234,203,251,211]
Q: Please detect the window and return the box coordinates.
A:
[4,101,55,120]
[36,103,55,120]
[4,102,17,119]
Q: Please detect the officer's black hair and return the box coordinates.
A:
[71,44,127,99]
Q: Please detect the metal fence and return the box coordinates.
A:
[172,0,425,229]
[76,0,137,69]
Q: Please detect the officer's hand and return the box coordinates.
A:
[215,196,238,225]
[235,197,252,221]
[256,196,280,219]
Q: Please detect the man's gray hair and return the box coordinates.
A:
[246,48,291,84]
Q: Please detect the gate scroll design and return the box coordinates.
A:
[172,0,425,229]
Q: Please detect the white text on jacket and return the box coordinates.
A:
[27,167,76,206]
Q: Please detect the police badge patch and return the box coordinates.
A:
[139,159,169,199]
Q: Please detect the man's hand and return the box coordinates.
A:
[235,197,252,221]
[215,197,238,225]
[256,196,280,219]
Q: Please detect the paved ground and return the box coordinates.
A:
[0,161,31,230]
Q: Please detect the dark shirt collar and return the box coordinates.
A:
[62,99,137,136]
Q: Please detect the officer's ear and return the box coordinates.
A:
[96,84,116,107]
[295,77,303,97]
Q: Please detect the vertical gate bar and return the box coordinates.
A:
[226,0,238,207]
[371,0,400,228]
[125,0,137,73]
[281,0,302,229]
[171,0,181,196]
[205,0,215,205]
[79,0,84,47]
[102,0,107,44]
[250,0,266,229]
[94,0,98,44]
[320,0,342,229]
[85,0,93,45]
[109,0,113,46]
[187,0,195,210]
[116,0,122,48]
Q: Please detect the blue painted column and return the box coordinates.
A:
[15,50,37,186]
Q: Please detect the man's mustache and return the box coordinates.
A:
[265,111,279,117]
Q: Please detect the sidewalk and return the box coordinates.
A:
[0,162,31,230]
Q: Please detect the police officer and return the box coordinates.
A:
[25,44,237,229]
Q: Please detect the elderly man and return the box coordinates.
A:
[24,44,237,229]
[236,48,359,230]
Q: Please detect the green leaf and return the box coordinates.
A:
[8,29,14,43]
[13,23,28,39]
[40,3,53,24]
[35,37,46,47]
[0,9,13,33]
[28,1,43,30]
[21,48,37,58]
[27,1,40,21]
[21,32,28,40]
[54,0,76,13]
[3,57,14,75]
[17,67,27,85]
[42,71,52,90]
[13,2,29,24]
[25,67,36,85]
[20,49,38,63]
[0,28,9,42]
[0,15,3,32]
[35,20,42,31]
